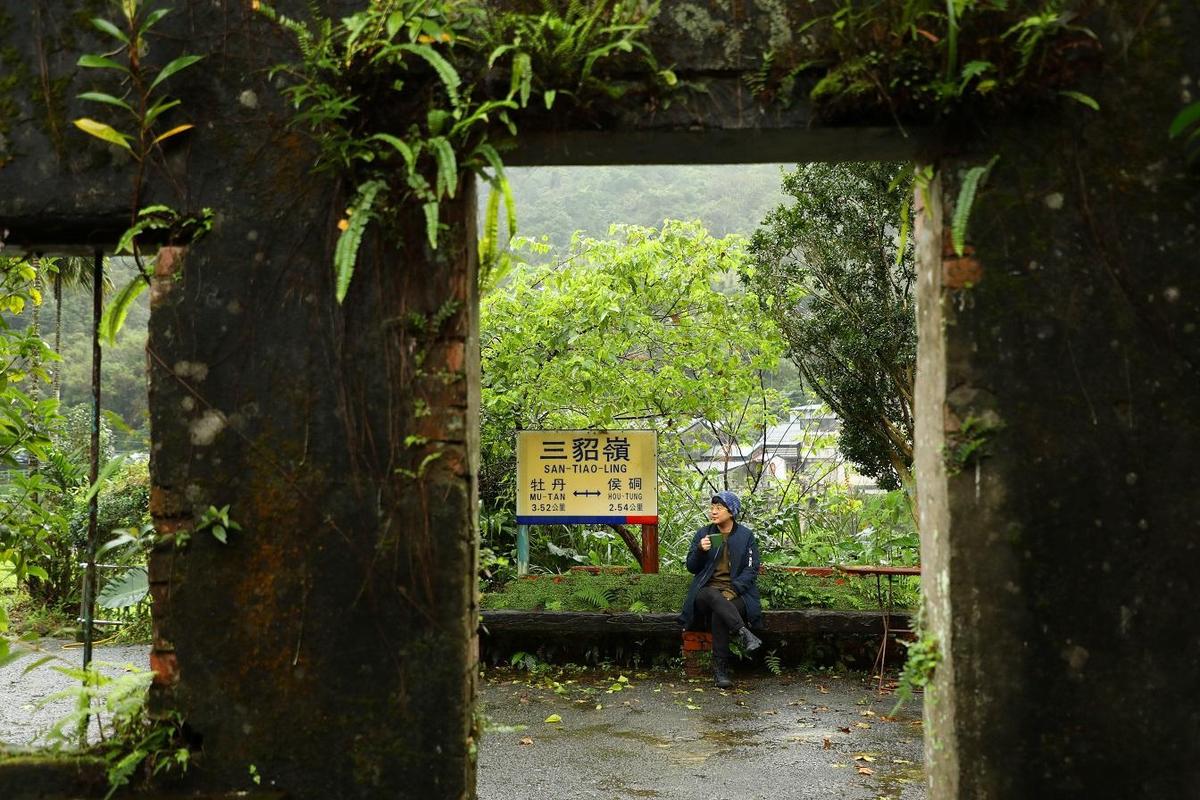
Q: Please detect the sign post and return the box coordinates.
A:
[516,430,658,571]
[516,524,530,577]
[640,523,659,574]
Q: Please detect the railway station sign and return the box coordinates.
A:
[516,430,658,524]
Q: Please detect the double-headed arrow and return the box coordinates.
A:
[572,490,601,497]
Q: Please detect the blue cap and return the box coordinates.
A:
[710,490,741,519]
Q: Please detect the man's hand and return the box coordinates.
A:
[700,535,712,552]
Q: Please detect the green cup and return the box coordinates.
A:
[709,532,723,552]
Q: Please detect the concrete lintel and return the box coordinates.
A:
[0,215,129,255]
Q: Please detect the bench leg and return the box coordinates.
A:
[682,631,712,677]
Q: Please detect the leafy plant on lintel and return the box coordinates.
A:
[72,0,213,343]
[774,1,1103,124]
[257,0,665,303]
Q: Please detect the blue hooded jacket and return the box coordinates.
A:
[677,520,763,630]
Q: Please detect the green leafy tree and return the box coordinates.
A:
[746,162,916,497]
[0,258,65,596]
[481,220,787,527]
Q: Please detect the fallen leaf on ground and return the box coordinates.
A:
[823,738,832,750]
[857,766,875,775]
[763,710,778,715]
[856,722,872,729]
[518,737,533,746]
[818,685,829,694]
[892,757,913,764]
[830,763,848,768]
[861,709,876,716]
[544,714,562,723]
[838,726,851,734]
[815,706,830,713]
[854,754,876,762]
[685,704,701,710]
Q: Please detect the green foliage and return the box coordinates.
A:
[1169,100,1200,164]
[0,600,16,669]
[259,0,661,301]
[753,487,920,572]
[480,569,915,613]
[97,566,148,610]
[509,650,542,672]
[484,0,668,108]
[21,450,151,612]
[54,403,116,470]
[942,414,1003,475]
[785,1,1099,122]
[572,581,616,610]
[53,258,151,437]
[482,572,690,612]
[194,504,242,545]
[951,155,1000,258]
[893,610,941,709]
[74,2,212,343]
[745,162,916,493]
[759,569,918,612]
[37,660,190,797]
[334,179,387,303]
[0,259,67,597]
[73,2,202,160]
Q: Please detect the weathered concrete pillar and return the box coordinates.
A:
[2,2,480,795]
[144,185,480,797]
[916,5,1200,795]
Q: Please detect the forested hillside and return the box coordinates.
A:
[19,258,150,446]
[500,164,793,245]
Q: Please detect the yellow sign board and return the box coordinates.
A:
[516,430,657,524]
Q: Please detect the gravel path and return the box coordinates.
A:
[0,639,150,748]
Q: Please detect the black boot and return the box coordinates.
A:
[713,656,733,689]
[737,626,762,653]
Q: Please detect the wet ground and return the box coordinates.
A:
[2,642,926,798]
[478,665,926,800]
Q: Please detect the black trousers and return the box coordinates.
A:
[695,586,747,659]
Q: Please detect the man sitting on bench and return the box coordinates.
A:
[677,490,763,689]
